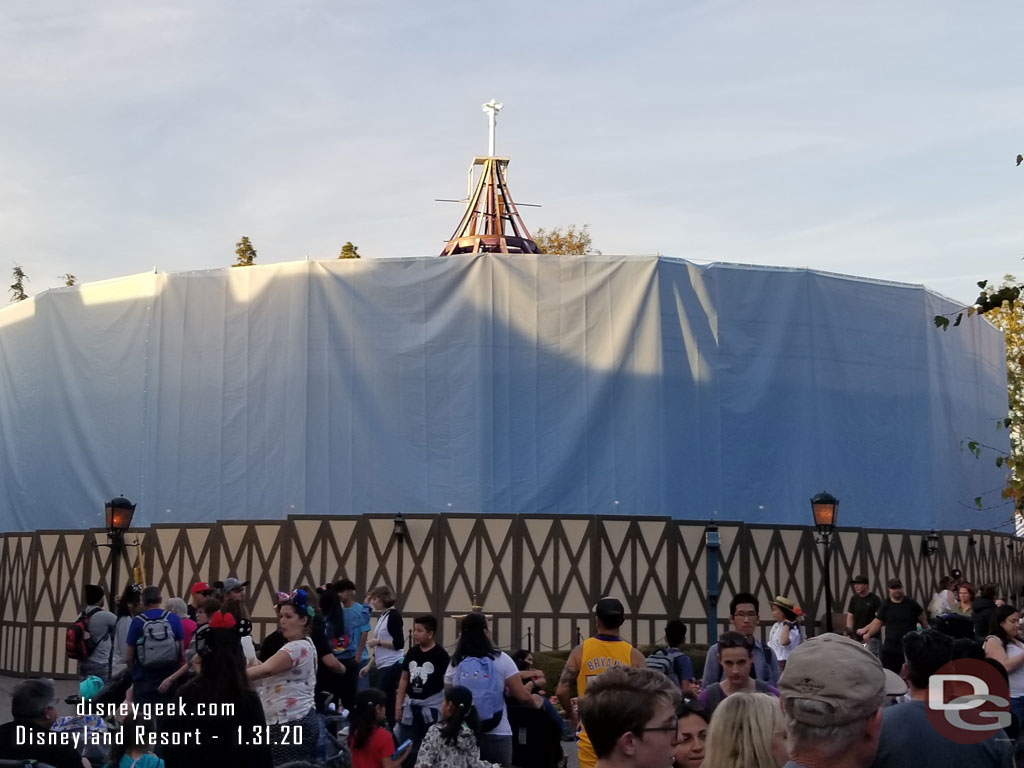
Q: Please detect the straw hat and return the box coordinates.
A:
[770,595,801,620]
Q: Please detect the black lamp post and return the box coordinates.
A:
[811,491,839,633]
[924,530,939,557]
[94,496,137,610]
[393,512,407,540]
[705,522,721,645]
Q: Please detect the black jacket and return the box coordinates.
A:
[972,597,997,638]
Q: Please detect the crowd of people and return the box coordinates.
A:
[575,576,1020,768]
[0,570,1022,768]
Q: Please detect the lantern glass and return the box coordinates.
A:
[105,498,135,532]
[810,492,838,529]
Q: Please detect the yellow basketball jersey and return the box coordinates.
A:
[576,635,636,768]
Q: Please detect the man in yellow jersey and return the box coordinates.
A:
[557,597,646,768]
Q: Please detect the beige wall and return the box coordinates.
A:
[0,515,1020,676]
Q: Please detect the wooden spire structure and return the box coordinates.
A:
[440,101,540,256]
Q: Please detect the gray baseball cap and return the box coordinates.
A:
[779,634,906,726]
[221,577,249,594]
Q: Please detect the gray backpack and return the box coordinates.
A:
[645,647,683,685]
[137,611,179,668]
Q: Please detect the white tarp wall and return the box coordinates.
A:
[0,254,1010,532]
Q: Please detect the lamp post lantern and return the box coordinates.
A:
[393,512,407,540]
[810,491,839,633]
[97,496,137,609]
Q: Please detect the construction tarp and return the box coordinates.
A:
[0,254,1009,531]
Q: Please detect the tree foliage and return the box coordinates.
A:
[933,157,1024,512]
[9,266,28,303]
[339,242,360,259]
[533,224,599,255]
[964,276,1024,511]
[233,236,257,267]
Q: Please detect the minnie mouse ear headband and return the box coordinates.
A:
[276,589,315,618]
[194,611,252,656]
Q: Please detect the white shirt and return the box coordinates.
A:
[443,651,520,737]
[768,621,801,662]
[260,637,317,724]
[989,637,1024,698]
[373,608,403,669]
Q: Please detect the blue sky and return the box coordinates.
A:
[1,1,1022,304]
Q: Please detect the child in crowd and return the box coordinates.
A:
[395,614,450,765]
[106,715,164,768]
[349,688,412,768]
[415,686,500,768]
[767,596,802,669]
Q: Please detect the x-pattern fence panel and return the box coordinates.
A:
[0,516,1020,676]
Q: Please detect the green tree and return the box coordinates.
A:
[233,236,257,267]
[9,266,28,303]
[62,273,76,287]
[933,158,1024,512]
[339,242,360,259]
[949,276,1024,512]
[533,224,599,255]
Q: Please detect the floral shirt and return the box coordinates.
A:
[414,723,500,768]
[259,637,317,724]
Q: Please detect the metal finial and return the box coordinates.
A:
[482,100,503,156]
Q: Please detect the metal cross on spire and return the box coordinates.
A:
[482,99,502,156]
[439,102,539,256]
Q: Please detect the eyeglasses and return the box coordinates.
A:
[639,716,680,743]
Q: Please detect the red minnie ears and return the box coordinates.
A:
[209,611,236,629]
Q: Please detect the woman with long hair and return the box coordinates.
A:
[703,691,788,768]
[109,583,142,678]
[221,597,257,665]
[415,685,498,768]
[349,688,412,768]
[984,604,1024,725]
[247,590,321,765]
[443,612,543,767]
[318,582,345,650]
[161,610,272,768]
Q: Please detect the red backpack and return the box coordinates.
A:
[66,607,101,660]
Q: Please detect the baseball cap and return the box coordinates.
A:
[190,581,212,595]
[887,578,902,589]
[221,577,249,593]
[593,597,625,627]
[779,634,906,726]
[850,575,869,585]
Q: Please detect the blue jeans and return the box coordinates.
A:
[1011,696,1024,730]
[357,658,370,691]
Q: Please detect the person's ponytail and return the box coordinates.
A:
[442,685,480,746]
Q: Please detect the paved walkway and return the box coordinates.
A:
[0,674,580,767]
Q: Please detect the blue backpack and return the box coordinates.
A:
[456,656,505,732]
